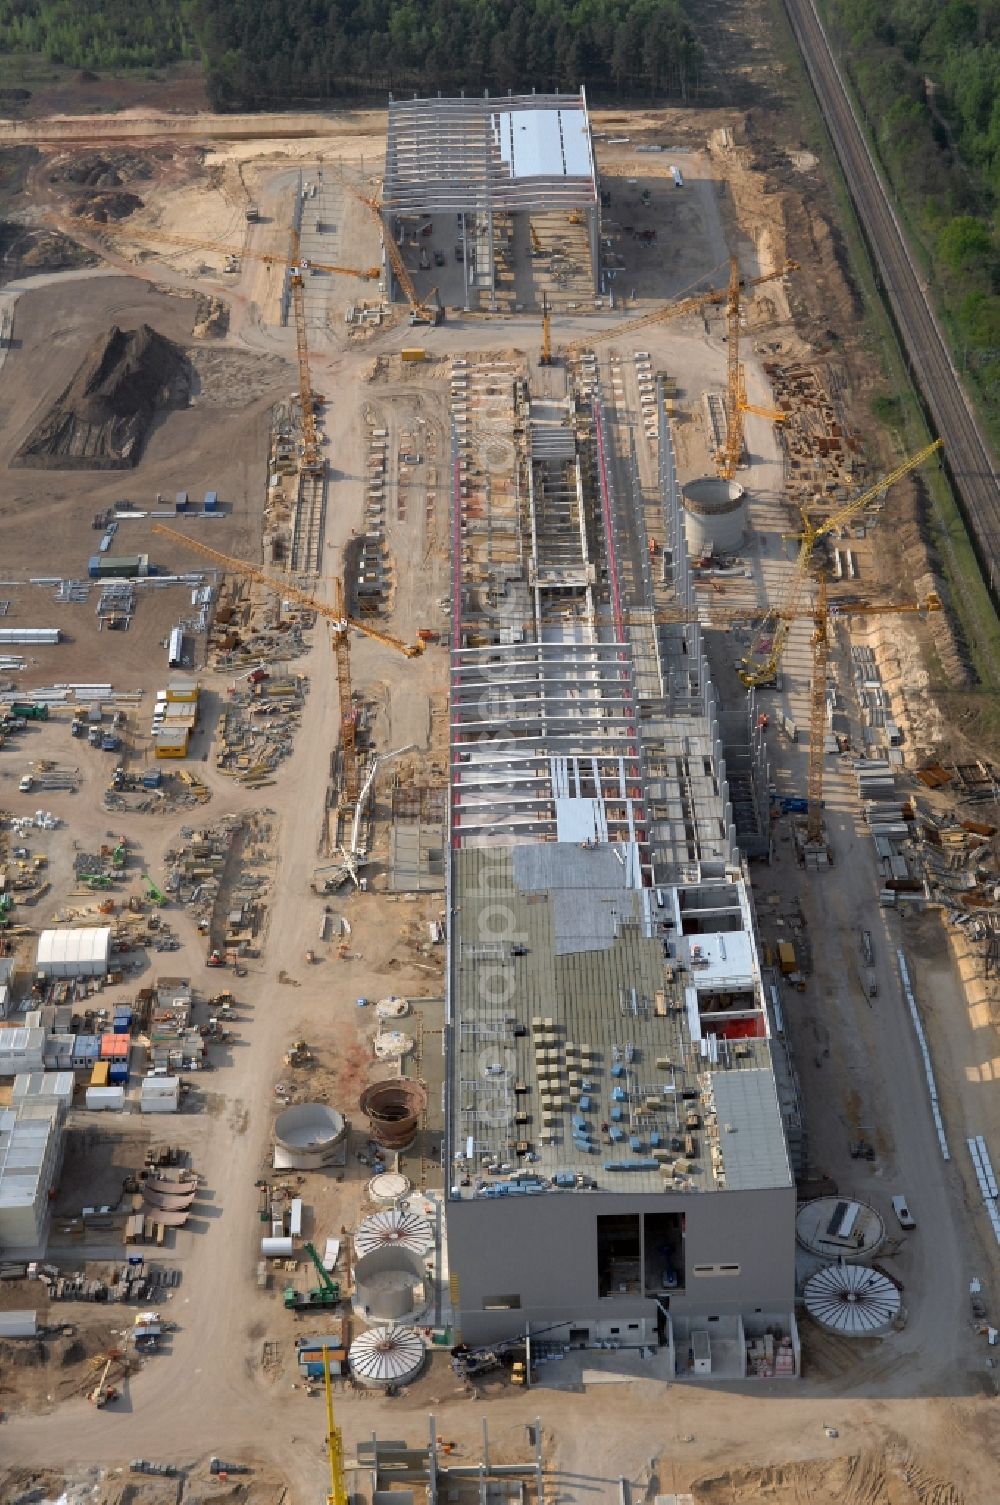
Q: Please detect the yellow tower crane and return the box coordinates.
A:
[348,187,443,325]
[739,439,944,688]
[57,211,380,281]
[719,255,786,480]
[323,1346,348,1505]
[565,258,797,359]
[151,525,426,805]
[287,224,322,475]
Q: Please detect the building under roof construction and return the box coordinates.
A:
[383,91,601,304]
[444,367,798,1378]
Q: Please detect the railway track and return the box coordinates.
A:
[783,0,1000,591]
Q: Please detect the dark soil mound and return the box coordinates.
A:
[72,190,143,222]
[15,323,190,470]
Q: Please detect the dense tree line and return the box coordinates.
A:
[0,0,193,69]
[195,0,700,107]
[822,0,1000,436]
[0,0,701,104]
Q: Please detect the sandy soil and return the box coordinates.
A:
[0,50,997,1505]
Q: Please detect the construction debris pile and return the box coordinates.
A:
[214,674,309,785]
[208,575,312,669]
[911,788,1000,918]
[105,765,210,814]
[164,812,273,963]
[764,360,862,501]
[29,1258,179,1305]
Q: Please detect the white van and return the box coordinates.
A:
[891,1194,915,1230]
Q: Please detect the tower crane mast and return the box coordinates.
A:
[288,225,321,475]
[739,439,944,687]
[323,1346,349,1505]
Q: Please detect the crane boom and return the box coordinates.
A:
[150,524,425,658]
[323,1345,349,1505]
[565,260,796,356]
[288,226,321,474]
[58,212,379,279]
[739,439,944,686]
[349,187,442,323]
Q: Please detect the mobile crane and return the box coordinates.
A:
[284,1241,341,1310]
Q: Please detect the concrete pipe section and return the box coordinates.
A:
[273,1102,346,1170]
[681,476,747,555]
[359,1077,427,1150]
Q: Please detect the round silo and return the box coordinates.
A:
[681,477,747,556]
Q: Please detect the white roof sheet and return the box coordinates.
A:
[36,927,111,968]
[492,107,593,180]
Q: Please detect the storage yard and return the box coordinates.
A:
[0,51,998,1505]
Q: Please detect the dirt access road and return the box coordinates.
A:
[0,101,997,1505]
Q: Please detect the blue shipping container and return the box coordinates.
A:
[88,556,101,578]
[108,1063,129,1083]
[204,490,218,511]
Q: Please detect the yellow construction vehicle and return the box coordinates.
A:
[88,1353,123,1408]
[323,1345,349,1505]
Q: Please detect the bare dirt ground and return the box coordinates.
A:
[0,30,998,1505]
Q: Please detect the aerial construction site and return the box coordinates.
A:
[0,33,998,1505]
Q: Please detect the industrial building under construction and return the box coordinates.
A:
[444,370,799,1377]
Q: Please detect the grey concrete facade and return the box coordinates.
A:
[447,1182,795,1347]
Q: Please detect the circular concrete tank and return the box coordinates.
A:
[367,1170,412,1204]
[803,1263,900,1336]
[681,476,747,556]
[349,1324,426,1387]
[796,1197,885,1259]
[353,1244,429,1323]
[360,1077,427,1151]
[355,1208,434,1259]
[274,1103,346,1170]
